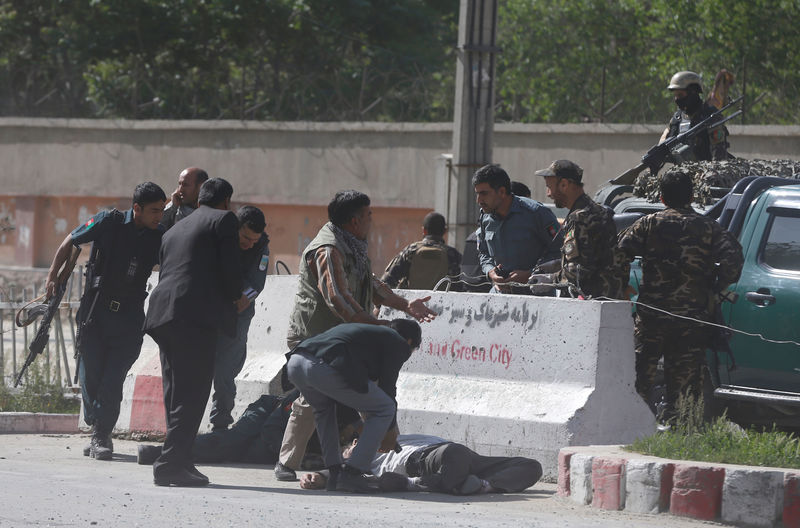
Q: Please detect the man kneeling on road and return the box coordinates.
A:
[300,434,542,495]
[286,320,422,493]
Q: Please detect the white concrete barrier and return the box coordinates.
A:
[112,276,655,478]
[380,290,655,478]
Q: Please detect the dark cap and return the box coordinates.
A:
[534,160,583,183]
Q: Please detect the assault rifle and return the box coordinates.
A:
[14,245,81,387]
[610,95,744,186]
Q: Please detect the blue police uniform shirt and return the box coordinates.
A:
[70,209,163,307]
[239,232,270,319]
[476,195,563,274]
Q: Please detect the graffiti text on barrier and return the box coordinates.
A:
[426,339,512,369]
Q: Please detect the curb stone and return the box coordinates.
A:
[558,445,800,528]
[0,412,80,434]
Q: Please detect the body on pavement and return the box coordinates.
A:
[300,434,543,495]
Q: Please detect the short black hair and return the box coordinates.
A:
[389,318,422,350]
[198,178,234,207]
[193,169,209,185]
[237,205,266,233]
[133,182,167,207]
[472,164,511,194]
[510,181,532,198]
[660,170,693,208]
[423,212,446,236]
[328,190,370,227]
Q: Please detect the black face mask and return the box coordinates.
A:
[675,92,702,115]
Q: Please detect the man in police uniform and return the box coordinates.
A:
[45,182,166,461]
[381,212,462,291]
[532,160,629,299]
[473,164,562,294]
[161,167,209,230]
[659,71,729,163]
[209,205,270,431]
[618,170,743,422]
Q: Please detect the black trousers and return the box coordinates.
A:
[149,321,216,474]
[417,443,542,493]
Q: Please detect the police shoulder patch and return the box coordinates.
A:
[547,224,558,238]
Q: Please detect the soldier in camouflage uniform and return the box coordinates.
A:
[532,160,629,299]
[381,212,462,291]
[618,170,743,421]
[660,71,730,163]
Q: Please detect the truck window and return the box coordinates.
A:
[761,215,800,272]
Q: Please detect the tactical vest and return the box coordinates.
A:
[287,223,373,347]
[405,244,449,290]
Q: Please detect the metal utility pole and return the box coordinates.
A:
[446,0,499,251]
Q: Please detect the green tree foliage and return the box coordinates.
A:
[0,1,798,124]
[496,0,800,124]
[0,0,456,120]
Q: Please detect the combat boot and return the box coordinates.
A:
[89,432,113,461]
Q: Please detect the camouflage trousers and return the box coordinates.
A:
[634,313,710,421]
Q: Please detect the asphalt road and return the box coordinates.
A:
[0,434,722,528]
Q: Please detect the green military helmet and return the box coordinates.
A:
[667,71,703,92]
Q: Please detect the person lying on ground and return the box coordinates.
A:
[299,434,542,495]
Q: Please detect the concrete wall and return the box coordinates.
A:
[2,118,799,203]
[2,118,799,269]
[115,276,656,478]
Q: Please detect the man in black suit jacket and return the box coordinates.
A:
[144,178,243,487]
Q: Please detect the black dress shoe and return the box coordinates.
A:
[137,445,162,465]
[336,465,378,493]
[184,465,209,483]
[153,467,209,487]
[274,462,297,481]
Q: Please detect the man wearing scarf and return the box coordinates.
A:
[659,70,729,163]
[274,190,436,482]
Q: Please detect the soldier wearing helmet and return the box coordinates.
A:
[659,71,730,162]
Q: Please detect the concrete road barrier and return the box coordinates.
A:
[112,276,656,478]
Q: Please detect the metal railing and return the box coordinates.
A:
[0,267,83,388]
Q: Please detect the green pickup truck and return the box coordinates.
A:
[608,176,800,427]
[711,177,800,426]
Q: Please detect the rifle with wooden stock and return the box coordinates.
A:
[13,245,81,387]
